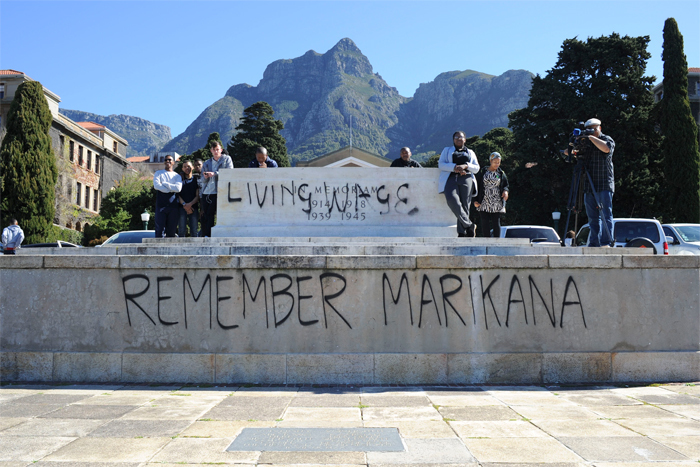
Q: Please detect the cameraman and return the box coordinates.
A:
[564,118,616,247]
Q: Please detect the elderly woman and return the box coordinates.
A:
[438,131,480,237]
[474,152,509,238]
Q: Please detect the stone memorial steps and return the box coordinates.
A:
[15,236,652,256]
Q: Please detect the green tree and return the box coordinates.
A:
[508,33,660,228]
[658,18,700,223]
[82,171,155,244]
[227,102,290,168]
[0,80,58,243]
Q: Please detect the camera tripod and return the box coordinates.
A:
[562,161,613,246]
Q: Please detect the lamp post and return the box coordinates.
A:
[141,210,150,231]
[552,211,561,235]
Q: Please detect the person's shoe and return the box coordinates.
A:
[458,232,467,238]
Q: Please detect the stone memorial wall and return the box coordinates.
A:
[1,254,698,384]
[213,168,455,237]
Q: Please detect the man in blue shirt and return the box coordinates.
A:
[248,147,278,168]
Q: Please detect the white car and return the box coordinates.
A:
[500,225,561,246]
[662,224,700,255]
[575,218,672,254]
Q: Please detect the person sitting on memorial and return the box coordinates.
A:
[200,141,233,237]
[153,155,183,238]
[2,218,24,255]
[248,147,278,168]
[473,152,508,238]
[438,131,480,237]
[390,147,422,168]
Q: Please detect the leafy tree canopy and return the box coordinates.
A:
[227,101,290,168]
[0,80,58,243]
[508,33,660,229]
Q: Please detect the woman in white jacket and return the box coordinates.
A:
[438,131,480,237]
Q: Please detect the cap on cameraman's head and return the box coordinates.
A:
[585,118,601,128]
[490,152,502,161]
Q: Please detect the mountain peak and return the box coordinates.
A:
[331,38,361,53]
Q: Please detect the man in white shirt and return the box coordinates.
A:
[153,155,183,238]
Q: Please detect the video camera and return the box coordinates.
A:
[561,123,595,163]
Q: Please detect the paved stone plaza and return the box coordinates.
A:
[0,382,699,466]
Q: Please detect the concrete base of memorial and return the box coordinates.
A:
[2,252,699,384]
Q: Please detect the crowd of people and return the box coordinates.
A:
[144,118,612,241]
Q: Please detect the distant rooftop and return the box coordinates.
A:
[690,67,700,73]
[127,156,150,163]
[0,69,25,75]
[77,122,106,130]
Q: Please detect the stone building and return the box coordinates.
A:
[0,69,130,231]
[653,67,700,125]
[296,146,391,167]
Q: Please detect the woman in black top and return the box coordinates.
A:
[474,152,509,237]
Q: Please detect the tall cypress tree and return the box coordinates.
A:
[659,18,700,223]
[227,101,290,168]
[0,81,58,243]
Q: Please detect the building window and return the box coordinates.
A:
[78,145,84,166]
[0,83,4,99]
[94,189,99,211]
[76,221,82,232]
[69,141,75,162]
[113,141,118,153]
[59,135,65,158]
[67,183,72,200]
[87,150,92,170]
[95,155,100,174]
[85,186,90,209]
[76,182,81,206]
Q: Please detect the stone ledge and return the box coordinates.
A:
[612,351,700,382]
[417,255,548,269]
[44,255,120,269]
[326,256,416,270]
[622,255,700,269]
[2,351,699,384]
[548,255,622,269]
[119,255,240,269]
[0,255,43,268]
[239,255,327,269]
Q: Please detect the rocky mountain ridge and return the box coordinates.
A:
[59,109,171,159]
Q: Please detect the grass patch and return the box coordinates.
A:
[432,404,441,410]
[172,393,191,397]
[275,418,283,421]
[443,418,456,422]
[247,419,258,422]
[198,418,214,421]
[357,403,369,409]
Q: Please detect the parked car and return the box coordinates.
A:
[21,241,81,248]
[575,218,672,254]
[97,230,155,246]
[662,224,700,255]
[500,225,561,246]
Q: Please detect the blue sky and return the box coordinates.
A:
[1,1,698,137]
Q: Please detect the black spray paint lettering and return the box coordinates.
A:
[381,273,586,330]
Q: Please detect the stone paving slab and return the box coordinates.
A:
[1,383,699,465]
[462,437,585,463]
[558,436,689,462]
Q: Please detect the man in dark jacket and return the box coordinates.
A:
[390,147,422,168]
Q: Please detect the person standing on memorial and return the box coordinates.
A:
[2,218,24,254]
[474,152,509,238]
[200,141,233,237]
[178,161,199,237]
[153,155,183,238]
[248,147,278,168]
[390,147,422,168]
[438,131,480,237]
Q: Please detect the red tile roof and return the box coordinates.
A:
[0,69,25,75]
[76,122,106,130]
[690,67,700,73]
[127,156,150,163]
